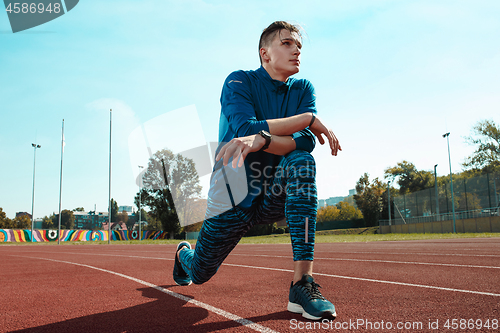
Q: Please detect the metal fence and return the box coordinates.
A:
[380,172,500,226]
[380,208,499,226]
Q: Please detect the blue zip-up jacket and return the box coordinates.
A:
[209,66,317,209]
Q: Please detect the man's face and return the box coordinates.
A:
[262,29,302,80]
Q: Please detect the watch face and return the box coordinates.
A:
[261,130,271,139]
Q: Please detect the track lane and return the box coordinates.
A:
[2,238,499,332]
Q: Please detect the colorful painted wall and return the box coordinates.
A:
[0,229,170,243]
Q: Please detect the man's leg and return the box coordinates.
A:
[293,261,313,284]
[176,199,253,285]
[256,150,336,320]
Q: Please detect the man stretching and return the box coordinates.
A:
[173,21,341,320]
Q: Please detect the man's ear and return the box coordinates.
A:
[260,47,269,63]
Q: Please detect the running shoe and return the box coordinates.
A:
[288,274,337,320]
[173,241,192,286]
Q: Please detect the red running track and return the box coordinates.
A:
[1,238,500,332]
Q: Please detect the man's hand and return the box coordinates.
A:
[216,134,266,168]
[309,115,342,156]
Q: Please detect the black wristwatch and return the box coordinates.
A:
[258,130,272,151]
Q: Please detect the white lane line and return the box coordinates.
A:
[53,251,500,270]
[222,263,500,298]
[13,255,278,333]
[22,252,500,297]
[229,254,500,269]
[233,248,500,257]
[314,251,500,258]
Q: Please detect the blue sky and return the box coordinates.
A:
[1,0,499,219]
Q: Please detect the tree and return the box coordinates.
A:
[336,201,363,221]
[138,148,202,237]
[110,199,118,223]
[145,214,162,231]
[0,208,14,229]
[54,210,75,229]
[13,215,31,229]
[42,215,55,229]
[457,192,482,211]
[116,211,129,226]
[384,161,434,195]
[73,207,85,212]
[463,119,500,173]
[317,205,340,223]
[380,185,398,220]
[317,202,362,223]
[353,173,385,227]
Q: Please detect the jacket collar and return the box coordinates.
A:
[256,66,294,93]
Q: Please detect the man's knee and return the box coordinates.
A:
[285,150,315,165]
[283,150,316,180]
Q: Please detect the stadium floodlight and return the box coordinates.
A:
[388,181,391,226]
[31,143,41,242]
[434,164,439,216]
[442,133,456,233]
[138,165,144,241]
[108,109,112,244]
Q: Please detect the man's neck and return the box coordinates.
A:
[262,64,289,82]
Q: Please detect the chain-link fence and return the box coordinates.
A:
[380,172,500,226]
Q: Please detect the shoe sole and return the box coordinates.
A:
[287,301,337,321]
[175,280,192,286]
[174,241,192,286]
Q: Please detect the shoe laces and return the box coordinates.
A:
[301,281,326,301]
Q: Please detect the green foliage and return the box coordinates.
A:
[380,186,398,220]
[42,215,55,229]
[317,201,362,223]
[138,148,202,237]
[317,205,339,223]
[73,207,85,212]
[13,215,31,229]
[144,214,162,231]
[336,201,363,220]
[463,119,500,174]
[354,173,386,227]
[54,210,75,229]
[110,199,118,223]
[116,211,128,224]
[0,208,14,229]
[457,192,482,211]
[384,160,434,195]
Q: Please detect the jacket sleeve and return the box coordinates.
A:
[220,71,269,138]
[292,80,317,152]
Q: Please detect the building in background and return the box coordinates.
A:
[319,189,357,208]
[118,206,133,213]
[73,211,109,230]
[16,212,32,219]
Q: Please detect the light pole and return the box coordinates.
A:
[443,133,456,233]
[387,181,391,226]
[108,109,112,244]
[138,165,144,241]
[434,164,439,216]
[31,143,41,242]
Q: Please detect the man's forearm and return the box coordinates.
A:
[263,134,296,156]
[267,113,313,136]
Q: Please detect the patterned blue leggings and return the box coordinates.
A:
[179,150,317,284]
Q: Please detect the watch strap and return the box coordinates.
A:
[259,130,271,151]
